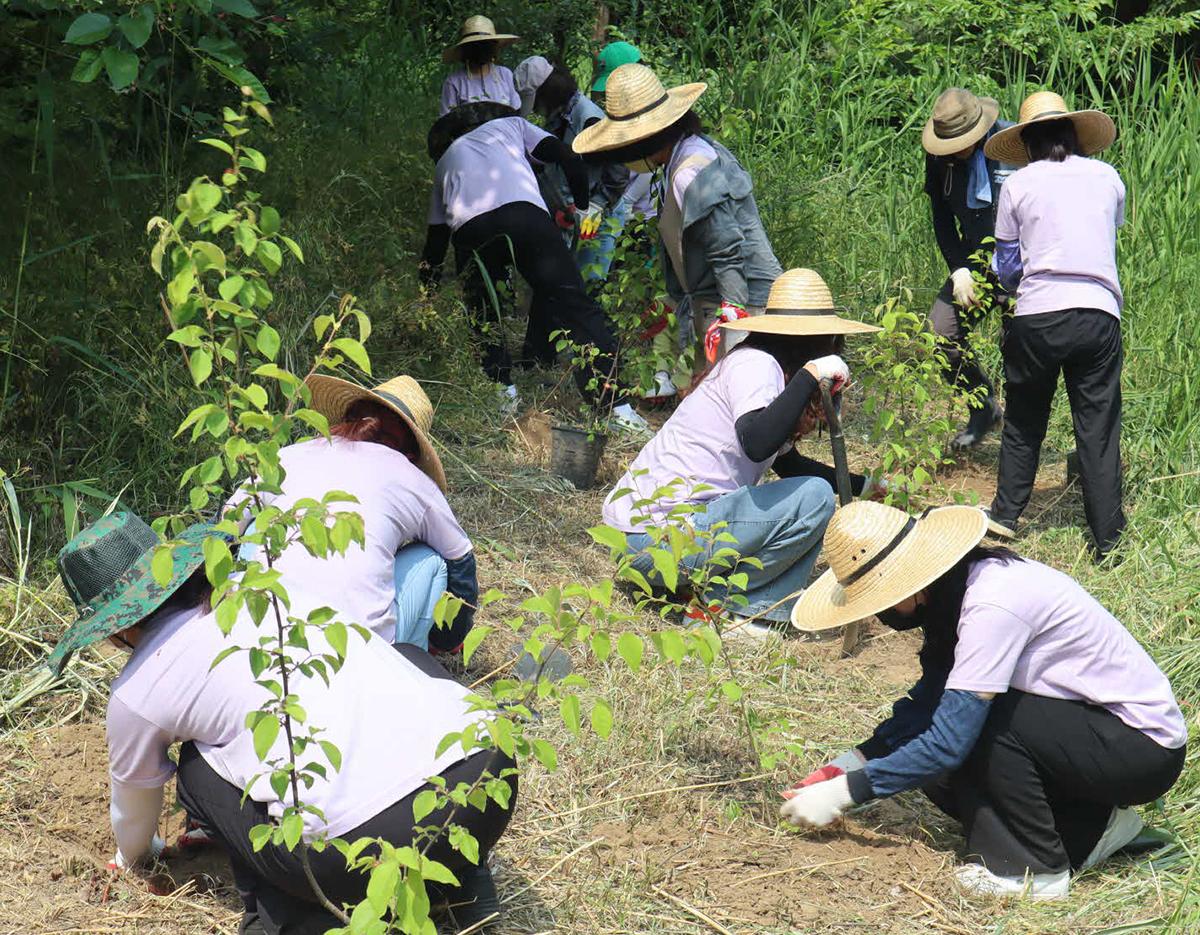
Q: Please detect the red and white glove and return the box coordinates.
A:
[703,301,749,363]
[176,820,217,851]
[806,354,850,394]
[780,773,854,828]
[554,206,577,231]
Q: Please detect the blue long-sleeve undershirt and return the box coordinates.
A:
[992,238,1023,293]
[847,689,993,802]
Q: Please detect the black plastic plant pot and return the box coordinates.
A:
[549,425,608,489]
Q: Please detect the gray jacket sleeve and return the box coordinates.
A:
[693,199,750,306]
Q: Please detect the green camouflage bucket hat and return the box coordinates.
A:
[46,512,213,676]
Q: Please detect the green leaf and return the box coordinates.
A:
[236,222,259,256]
[280,812,303,850]
[118,5,155,48]
[280,235,304,262]
[192,241,226,273]
[530,738,558,771]
[168,325,204,347]
[101,47,139,91]
[590,631,611,661]
[188,348,213,386]
[325,621,348,658]
[616,632,643,673]
[461,624,490,666]
[259,205,281,235]
[150,543,174,586]
[330,338,371,375]
[194,183,222,214]
[559,695,581,736]
[65,12,113,45]
[71,49,104,83]
[214,0,259,18]
[219,275,245,301]
[252,713,280,760]
[257,323,281,361]
[720,679,744,702]
[167,265,195,308]
[293,408,330,437]
[256,239,282,274]
[319,739,342,772]
[412,789,439,823]
[587,524,627,553]
[366,860,398,914]
[590,699,614,738]
[200,137,234,156]
[248,823,273,852]
[649,548,679,593]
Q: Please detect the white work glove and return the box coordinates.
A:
[780,773,854,828]
[805,355,850,394]
[107,834,166,872]
[951,267,978,307]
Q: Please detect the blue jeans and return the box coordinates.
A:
[575,200,628,283]
[625,476,835,623]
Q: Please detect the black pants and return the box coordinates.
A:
[176,644,518,935]
[923,690,1184,877]
[454,202,623,404]
[991,308,1125,553]
[929,281,994,399]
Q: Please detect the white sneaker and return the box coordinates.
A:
[609,402,650,434]
[724,615,783,643]
[954,863,1069,901]
[1080,807,1144,871]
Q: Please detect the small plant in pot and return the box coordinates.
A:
[546,332,612,490]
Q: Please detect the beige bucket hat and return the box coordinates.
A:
[721,268,883,337]
[983,90,1115,167]
[306,374,448,491]
[572,63,706,154]
[442,15,518,64]
[791,501,988,632]
[922,88,1000,156]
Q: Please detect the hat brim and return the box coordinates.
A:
[921,96,1000,157]
[791,506,988,632]
[45,522,214,676]
[442,35,519,64]
[572,82,707,154]
[983,109,1115,167]
[305,374,449,492]
[721,312,883,337]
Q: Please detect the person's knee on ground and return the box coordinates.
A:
[392,543,449,649]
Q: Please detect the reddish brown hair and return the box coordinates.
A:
[330,399,419,462]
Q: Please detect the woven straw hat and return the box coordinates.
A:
[792,502,987,632]
[306,374,448,491]
[572,64,706,154]
[922,88,1000,156]
[983,91,1115,167]
[721,268,883,337]
[442,15,518,64]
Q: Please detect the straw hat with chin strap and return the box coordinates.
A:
[792,501,988,632]
[983,91,1115,167]
[922,88,1000,157]
[721,268,883,337]
[572,63,706,154]
[442,15,518,64]
[306,374,448,492]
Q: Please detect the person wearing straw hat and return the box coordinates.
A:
[440,15,520,116]
[980,91,1126,558]
[781,501,1185,900]
[573,63,783,374]
[920,87,1015,450]
[229,374,479,654]
[419,106,649,431]
[46,511,516,932]
[602,269,882,637]
[513,56,632,291]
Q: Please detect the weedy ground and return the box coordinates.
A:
[0,389,1193,935]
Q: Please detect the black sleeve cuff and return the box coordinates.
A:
[857,736,892,760]
[847,767,876,805]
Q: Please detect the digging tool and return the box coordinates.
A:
[818,378,864,656]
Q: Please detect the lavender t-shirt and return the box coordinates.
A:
[603,348,785,533]
[994,154,1125,318]
[946,558,1186,748]
[439,65,520,116]
[428,116,552,231]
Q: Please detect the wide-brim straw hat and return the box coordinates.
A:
[46,513,216,675]
[306,374,448,491]
[442,15,518,64]
[983,91,1115,167]
[572,63,706,155]
[792,502,987,632]
[721,268,883,337]
[922,88,1000,156]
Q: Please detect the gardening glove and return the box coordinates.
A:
[951,267,979,307]
[861,474,890,502]
[107,834,166,872]
[554,206,577,232]
[176,820,217,851]
[780,773,854,828]
[805,354,850,394]
[704,301,749,363]
[578,202,605,239]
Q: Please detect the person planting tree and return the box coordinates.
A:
[783,501,1186,900]
[919,87,1015,450]
[439,15,520,115]
[44,512,516,933]
[602,269,882,639]
[981,92,1127,558]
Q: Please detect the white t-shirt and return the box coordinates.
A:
[230,437,472,642]
[946,558,1186,748]
[428,116,552,231]
[994,155,1125,318]
[667,134,718,209]
[107,595,482,839]
[602,348,785,532]
[439,65,521,116]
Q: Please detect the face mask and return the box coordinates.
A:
[623,157,658,173]
[876,606,924,632]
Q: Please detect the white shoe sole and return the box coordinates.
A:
[954,863,1069,901]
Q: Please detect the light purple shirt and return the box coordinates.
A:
[994,154,1125,318]
[946,558,1186,748]
[603,348,785,533]
[667,133,718,209]
[427,116,552,231]
[439,65,520,116]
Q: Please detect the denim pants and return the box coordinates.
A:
[625,476,835,623]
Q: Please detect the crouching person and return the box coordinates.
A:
[46,512,515,933]
[233,374,478,654]
[783,501,1186,900]
[601,269,882,638]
